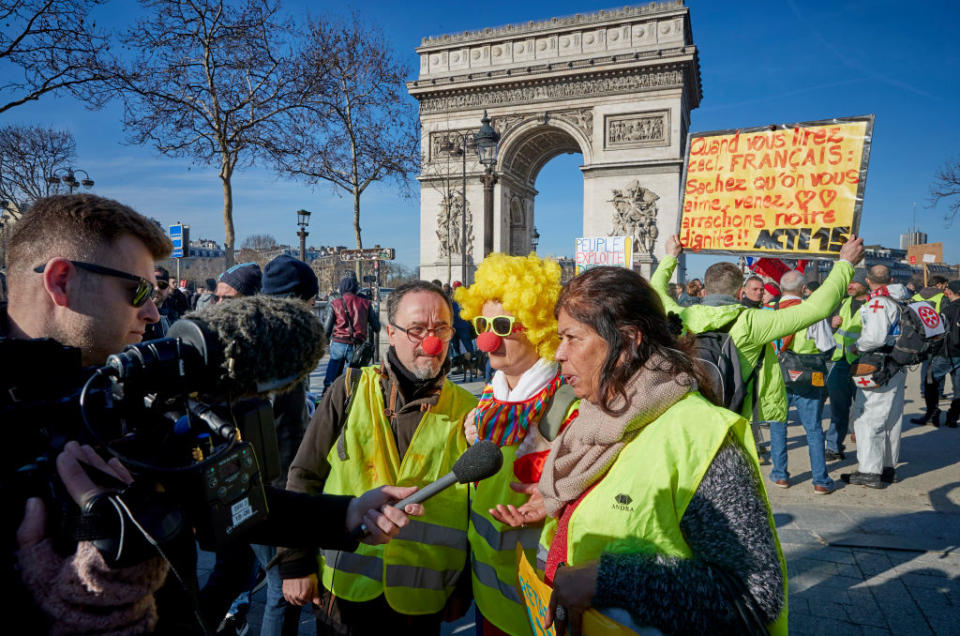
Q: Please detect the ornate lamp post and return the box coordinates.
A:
[46,167,94,194]
[297,209,311,261]
[531,227,540,253]
[474,110,500,258]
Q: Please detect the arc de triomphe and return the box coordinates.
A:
[408,1,701,283]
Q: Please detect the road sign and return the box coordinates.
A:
[339,247,395,262]
[169,224,190,258]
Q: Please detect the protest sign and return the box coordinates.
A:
[575,236,633,274]
[678,115,874,257]
[516,544,634,636]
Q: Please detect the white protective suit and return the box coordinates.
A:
[850,285,908,475]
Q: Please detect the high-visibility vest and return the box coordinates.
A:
[832,296,863,362]
[912,291,944,312]
[319,367,476,614]
[543,391,789,635]
[469,395,579,636]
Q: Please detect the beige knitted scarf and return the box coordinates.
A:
[539,353,695,517]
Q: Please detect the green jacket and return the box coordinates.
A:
[651,256,854,421]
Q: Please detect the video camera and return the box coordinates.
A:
[1,318,284,563]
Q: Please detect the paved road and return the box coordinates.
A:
[200,363,960,635]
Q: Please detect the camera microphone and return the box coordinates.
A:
[104,296,326,398]
[348,441,503,540]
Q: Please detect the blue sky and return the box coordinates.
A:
[3,0,959,274]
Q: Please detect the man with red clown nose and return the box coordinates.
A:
[279,280,478,635]
[455,254,579,636]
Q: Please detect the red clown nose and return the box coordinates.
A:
[421,335,443,356]
[476,331,502,353]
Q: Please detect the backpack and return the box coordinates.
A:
[690,317,766,415]
[864,299,945,388]
[890,300,945,366]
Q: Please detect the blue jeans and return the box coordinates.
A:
[251,544,302,636]
[826,358,854,453]
[769,389,833,488]
[323,341,353,389]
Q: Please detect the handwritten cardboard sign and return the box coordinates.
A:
[678,115,874,257]
[575,236,633,274]
[515,544,635,636]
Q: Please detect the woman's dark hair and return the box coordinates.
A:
[556,266,716,415]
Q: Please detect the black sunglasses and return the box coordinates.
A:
[34,260,156,308]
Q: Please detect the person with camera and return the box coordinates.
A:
[2,195,426,634]
[323,271,379,390]
[281,280,477,635]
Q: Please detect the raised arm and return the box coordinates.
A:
[651,235,683,316]
[733,236,864,349]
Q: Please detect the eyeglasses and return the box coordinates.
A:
[389,322,455,343]
[34,260,156,308]
[472,315,522,337]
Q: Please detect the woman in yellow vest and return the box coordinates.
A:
[540,266,788,635]
[455,253,578,636]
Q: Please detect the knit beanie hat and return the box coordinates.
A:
[218,262,262,296]
[763,282,780,297]
[262,254,319,301]
[338,271,359,295]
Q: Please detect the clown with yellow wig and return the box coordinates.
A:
[454,253,578,636]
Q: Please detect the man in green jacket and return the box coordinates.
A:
[652,234,865,453]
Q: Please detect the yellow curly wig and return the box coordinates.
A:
[454,252,562,359]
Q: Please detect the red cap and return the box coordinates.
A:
[764,283,780,297]
[452,281,463,288]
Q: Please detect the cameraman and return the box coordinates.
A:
[2,195,423,634]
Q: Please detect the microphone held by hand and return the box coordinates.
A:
[349,442,503,540]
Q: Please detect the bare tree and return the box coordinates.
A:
[98,0,304,267]
[237,232,282,266]
[240,233,278,251]
[929,156,960,226]
[269,14,419,268]
[0,124,77,211]
[0,0,110,114]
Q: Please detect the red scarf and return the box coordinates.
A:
[870,286,889,299]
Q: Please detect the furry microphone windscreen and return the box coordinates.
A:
[451,440,503,483]
[184,296,327,397]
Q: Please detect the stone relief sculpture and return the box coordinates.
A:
[436,192,474,257]
[610,180,660,255]
[607,113,666,146]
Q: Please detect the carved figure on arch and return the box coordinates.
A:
[437,192,474,258]
[609,179,660,255]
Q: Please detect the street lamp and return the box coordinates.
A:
[531,227,540,252]
[46,167,94,194]
[297,209,311,261]
[474,110,500,258]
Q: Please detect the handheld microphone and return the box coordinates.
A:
[392,440,503,509]
[105,296,326,398]
[349,441,503,540]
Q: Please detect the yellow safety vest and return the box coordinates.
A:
[319,366,477,614]
[832,296,863,362]
[912,292,944,312]
[469,397,579,636]
[543,391,789,635]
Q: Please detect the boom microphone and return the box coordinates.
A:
[105,296,327,397]
[349,441,503,540]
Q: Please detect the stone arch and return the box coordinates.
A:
[496,118,592,188]
[409,1,701,282]
[495,119,589,256]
